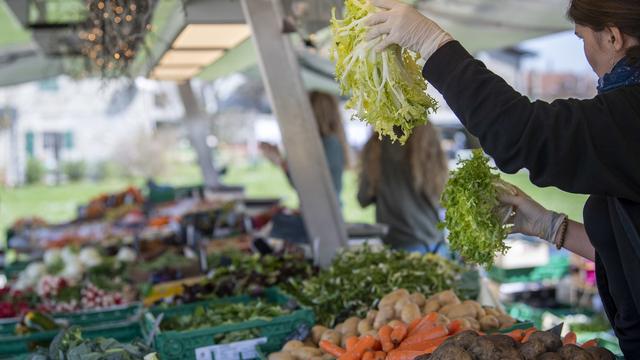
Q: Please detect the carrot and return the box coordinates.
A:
[400,325,449,347]
[378,325,395,352]
[582,339,599,348]
[410,312,439,335]
[505,329,525,342]
[320,340,346,357]
[563,331,577,345]
[396,335,450,351]
[385,349,428,360]
[390,322,409,345]
[345,336,359,351]
[446,319,464,334]
[373,351,386,360]
[362,351,374,360]
[407,318,422,335]
[339,335,377,360]
[521,328,537,343]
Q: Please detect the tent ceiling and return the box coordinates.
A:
[0,0,573,87]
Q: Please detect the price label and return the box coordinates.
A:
[195,337,267,360]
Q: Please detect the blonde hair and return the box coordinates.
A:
[309,91,350,167]
[360,123,448,204]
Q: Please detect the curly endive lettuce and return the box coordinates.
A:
[441,150,510,267]
[330,0,437,144]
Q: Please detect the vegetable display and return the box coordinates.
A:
[28,327,157,360]
[330,0,437,144]
[285,247,464,327]
[171,252,315,304]
[440,150,509,267]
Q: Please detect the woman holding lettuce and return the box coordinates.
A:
[366,0,640,356]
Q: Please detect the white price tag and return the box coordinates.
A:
[195,337,268,360]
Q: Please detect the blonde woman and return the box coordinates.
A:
[358,123,448,253]
[260,91,349,201]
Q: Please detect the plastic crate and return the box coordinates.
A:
[0,317,142,357]
[0,303,141,336]
[144,288,314,360]
[506,302,595,330]
[488,256,569,284]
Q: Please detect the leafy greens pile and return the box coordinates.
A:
[160,301,288,344]
[29,327,157,360]
[330,0,437,144]
[440,150,510,267]
[285,247,463,327]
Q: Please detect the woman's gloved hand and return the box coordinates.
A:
[494,179,567,243]
[364,0,453,60]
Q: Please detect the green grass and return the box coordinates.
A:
[1,158,586,247]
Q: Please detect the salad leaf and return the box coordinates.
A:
[440,150,509,267]
[330,0,437,144]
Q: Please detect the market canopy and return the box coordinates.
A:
[0,0,572,88]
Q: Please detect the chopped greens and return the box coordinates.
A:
[440,150,510,267]
[330,0,437,144]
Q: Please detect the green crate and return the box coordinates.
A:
[2,260,31,279]
[145,288,314,360]
[488,256,569,284]
[0,318,142,357]
[0,303,141,336]
[506,302,594,330]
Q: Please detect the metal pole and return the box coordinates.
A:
[240,0,348,267]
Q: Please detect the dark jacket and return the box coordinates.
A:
[423,41,640,357]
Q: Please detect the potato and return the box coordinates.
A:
[557,344,594,360]
[536,353,563,360]
[401,302,422,324]
[519,339,547,360]
[388,320,405,329]
[341,334,357,349]
[484,334,517,349]
[443,330,479,350]
[321,355,334,360]
[410,292,427,307]
[467,337,499,360]
[394,297,413,317]
[528,331,562,352]
[446,303,478,319]
[435,313,451,327]
[282,340,305,352]
[334,323,344,334]
[464,317,481,331]
[320,330,341,346]
[479,315,500,331]
[290,346,323,358]
[497,314,517,329]
[366,310,378,322]
[451,317,472,331]
[373,306,394,329]
[586,347,616,360]
[430,343,474,360]
[341,317,360,335]
[437,290,461,306]
[357,318,372,335]
[303,338,316,347]
[311,325,329,344]
[424,299,441,314]
[268,352,295,360]
[379,289,410,309]
[476,307,487,318]
[463,300,484,318]
[484,307,501,318]
[439,303,456,315]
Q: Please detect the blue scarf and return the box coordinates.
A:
[597,58,640,94]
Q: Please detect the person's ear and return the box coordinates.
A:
[607,26,625,52]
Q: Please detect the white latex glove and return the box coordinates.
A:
[495,179,567,243]
[364,0,453,60]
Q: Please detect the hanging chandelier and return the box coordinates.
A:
[77,0,154,78]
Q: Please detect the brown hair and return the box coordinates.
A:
[360,123,448,205]
[568,0,640,66]
[309,91,350,167]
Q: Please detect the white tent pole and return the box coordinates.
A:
[240,0,348,267]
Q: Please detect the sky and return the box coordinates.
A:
[519,30,594,75]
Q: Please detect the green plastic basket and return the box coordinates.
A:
[0,303,142,336]
[0,317,142,357]
[488,256,570,284]
[145,288,314,360]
